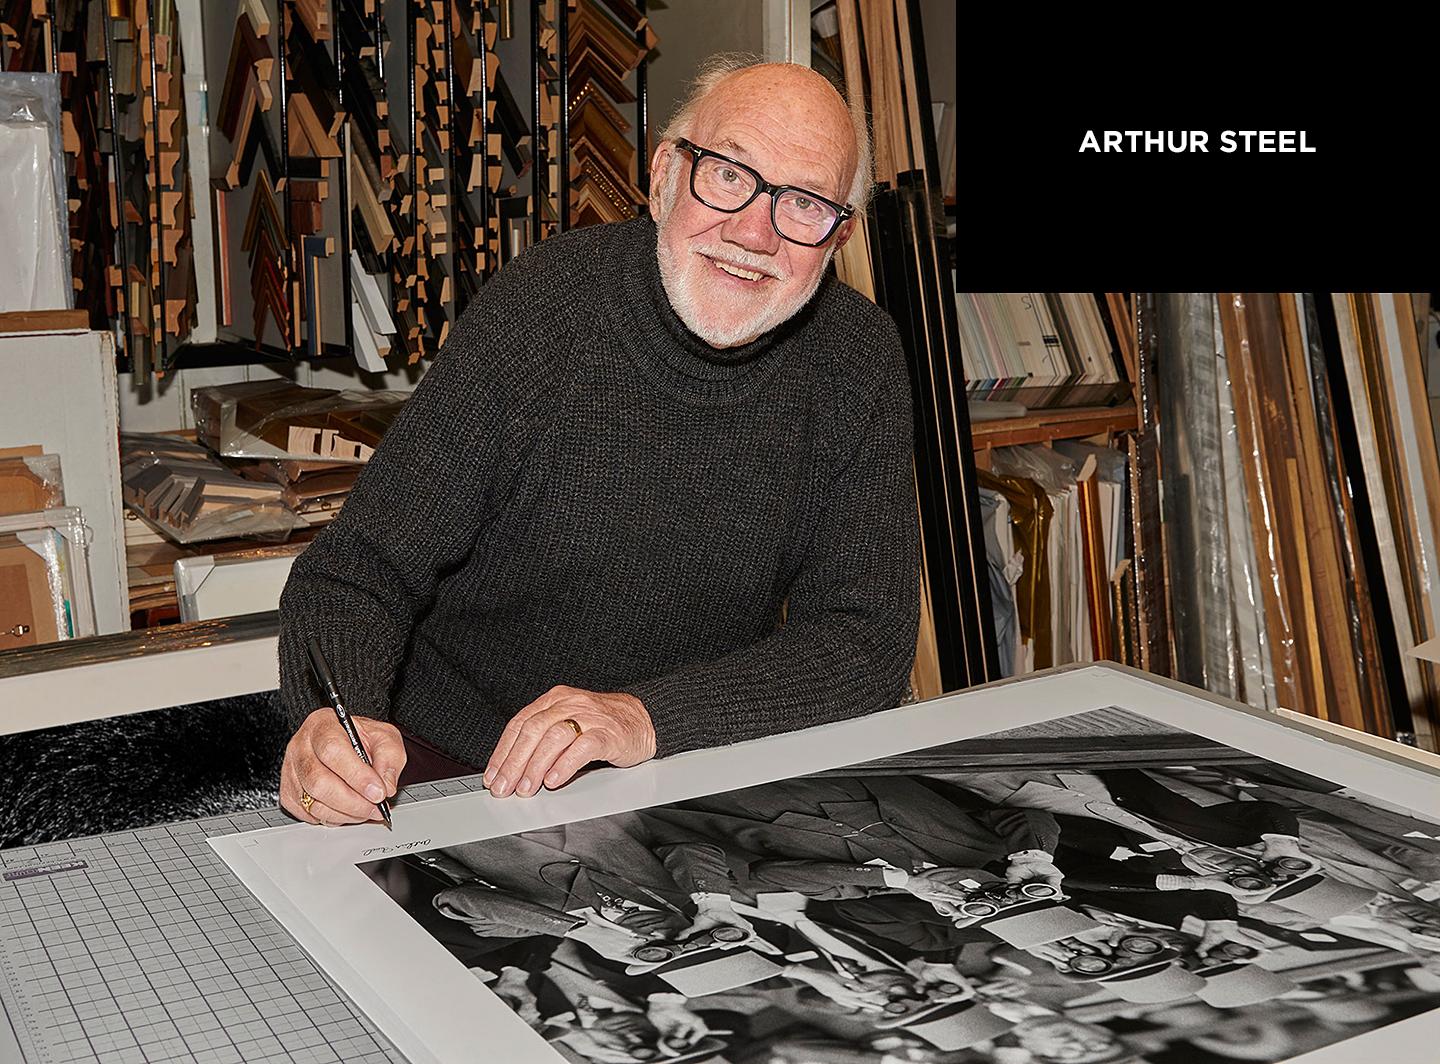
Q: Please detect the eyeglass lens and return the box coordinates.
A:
[692,155,839,243]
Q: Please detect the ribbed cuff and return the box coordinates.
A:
[1154,874,1192,892]
[622,673,714,758]
[278,623,396,730]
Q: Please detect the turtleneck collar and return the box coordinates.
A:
[603,215,815,402]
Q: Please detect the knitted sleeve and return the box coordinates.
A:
[623,318,920,756]
[275,276,565,730]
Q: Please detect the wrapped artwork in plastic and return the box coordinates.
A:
[0,453,64,517]
[192,381,408,463]
[0,72,71,312]
[120,434,302,545]
[0,507,95,646]
[1155,293,1243,701]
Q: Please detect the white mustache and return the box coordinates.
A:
[693,246,784,281]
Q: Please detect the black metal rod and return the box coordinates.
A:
[46,0,59,79]
[145,0,167,369]
[556,0,568,231]
[477,0,490,280]
[336,0,354,358]
[278,0,295,354]
[872,188,965,687]
[913,175,997,683]
[100,5,133,369]
[635,0,648,202]
[529,0,541,245]
[1311,293,1416,740]
[407,0,417,340]
[441,0,456,324]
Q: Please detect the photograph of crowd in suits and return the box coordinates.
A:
[359,708,1440,1063]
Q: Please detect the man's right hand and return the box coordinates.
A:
[280,709,406,825]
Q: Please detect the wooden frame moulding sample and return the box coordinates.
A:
[216,10,272,143]
[1345,294,1440,731]
[1278,293,1383,734]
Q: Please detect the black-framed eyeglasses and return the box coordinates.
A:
[672,138,853,247]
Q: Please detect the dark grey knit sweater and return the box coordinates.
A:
[277,215,919,766]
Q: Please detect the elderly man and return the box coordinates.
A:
[275,56,918,825]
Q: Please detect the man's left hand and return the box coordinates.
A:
[484,685,656,798]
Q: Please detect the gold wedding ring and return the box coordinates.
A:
[299,789,315,814]
[561,718,583,738]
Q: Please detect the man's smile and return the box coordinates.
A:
[700,252,775,284]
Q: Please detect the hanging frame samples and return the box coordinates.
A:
[824,0,990,692]
[562,0,650,228]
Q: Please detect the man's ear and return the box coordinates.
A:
[832,216,856,252]
[648,143,672,219]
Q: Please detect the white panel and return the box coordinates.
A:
[0,635,279,735]
[176,0,218,343]
[0,329,127,634]
[176,553,298,621]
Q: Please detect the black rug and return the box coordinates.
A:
[0,690,291,849]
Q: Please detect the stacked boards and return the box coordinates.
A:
[956,293,1129,410]
[1144,293,1440,749]
[811,0,992,699]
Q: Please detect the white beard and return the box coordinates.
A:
[654,166,834,349]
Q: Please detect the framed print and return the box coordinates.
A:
[212,664,1440,1063]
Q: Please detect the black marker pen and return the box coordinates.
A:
[306,637,394,830]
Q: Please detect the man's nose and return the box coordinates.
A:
[720,194,782,256]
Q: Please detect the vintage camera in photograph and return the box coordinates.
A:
[1092,924,1298,1006]
[1048,932,1181,979]
[950,880,1063,920]
[1140,926,1261,967]
[622,922,786,997]
[1186,845,1316,893]
[629,924,750,963]
[821,960,984,1046]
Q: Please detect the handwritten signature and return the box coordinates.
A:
[361,839,432,857]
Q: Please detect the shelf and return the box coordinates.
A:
[970,401,1139,450]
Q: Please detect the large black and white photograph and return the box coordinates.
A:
[357,708,1440,1063]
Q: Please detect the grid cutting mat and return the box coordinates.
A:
[0,776,489,1063]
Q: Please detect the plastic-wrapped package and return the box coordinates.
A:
[237,457,362,514]
[0,453,64,517]
[0,507,95,646]
[1155,293,1242,702]
[978,487,1021,677]
[978,470,1054,669]
[988,443,1078,497]
[192,381,408,462]
[120,434,302,545]
[0,72,70,312]
[1214,300,1275,710]
[1054,441,1128,485]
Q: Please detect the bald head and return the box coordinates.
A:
[649,57,870,349]
[660,57,871,213]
